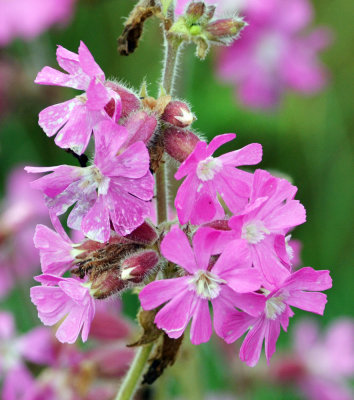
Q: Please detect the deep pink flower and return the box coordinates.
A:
[217,0,331,108]
[35,41,121,155]
[174,134,262,225]
[223,267,332,367]
[0,0,76,46]
[224,169,306,288]
[26,120,154,242]
[139,226,262,344]
[30,274,95,344]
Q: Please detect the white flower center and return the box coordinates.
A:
[241,221,270,244]
[196,157,223,181]
[257,32,285,68]
[85,166,110,195]
[188,270,226,299]
[265,296,286,320]
[0,340,21,371]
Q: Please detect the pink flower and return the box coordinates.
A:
[174,134,262,225]
[225,169,306,288]
[223,267,332,367]
[139,226,262,344]
[35,41,121,155]
[217,0,331,108]
[30,274,95,344]
[0,0,76,46]
[0,311,55,400]
[26,120,154,242]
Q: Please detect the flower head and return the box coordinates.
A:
[31,274,96,344]
[174,134,262,225]
[26,120,154,242]
[139,226,262,344]
[35,41,121,154]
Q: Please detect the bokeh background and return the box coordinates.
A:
[0,0,353,399]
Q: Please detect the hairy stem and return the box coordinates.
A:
[115,344,154,400]
[162,36,181,95]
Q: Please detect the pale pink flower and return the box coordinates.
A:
[35,41,121,155]
[223,267,332,367]
[26,120,154,242]
[224,169,306,288]
[174,134,262,225]
[30,274,96,344]
[0,311,55,400]
[218,0,331,108]
[0,0,76,46]
[139,226,262,344]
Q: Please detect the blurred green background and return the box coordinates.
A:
[0,0,353,398]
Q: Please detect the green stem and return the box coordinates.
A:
[162,36,182,95]
[115,344,154,400]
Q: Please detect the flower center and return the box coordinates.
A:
[241,221,270,244]
[196,157,223,181]
[85,166,110,195]
[265,296,286,320]
[189,270,226,299]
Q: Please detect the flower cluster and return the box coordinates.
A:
[28,37,332,371]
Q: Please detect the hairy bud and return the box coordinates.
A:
[206,18,247,43]
[164,127,200,163]
[186,2,206,19]
[161,101,194,128]
[125,220,158,245]
[121,250,159,283]
[91,269,127,299]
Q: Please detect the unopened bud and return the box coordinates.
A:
[123,110,157,148]
[121,251,159,283]
[90,269,127,299]
[164,127,200,163]
[186,2,206,19]
[206,18,247,41]
[105,81,141,119]
[205,5,216,20]
[162,101,194,128]
[125,220,158,245]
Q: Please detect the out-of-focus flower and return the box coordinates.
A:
[140,226,262,344]
[273,319,354,400]
[0,168,49,298]
[35,41,121,155]
[0,0,76,46]
[0,311,55,400]
[174,133,262,225]
[217,0,332,109]
[26,120,154,242]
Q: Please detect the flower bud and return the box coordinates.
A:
[161,101,194,128]
[206,18,247,42]
[123,110,157,147]
[90,269,127,299]
[121,250,159,283]
[105,81,141,119]
[186,2,206,19]
[125,220,158,245]
[164,127,200,163]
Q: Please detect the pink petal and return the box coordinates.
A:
[212,239,251,276]
[174,141,207,180]
[174,175,198,225]
[192,227,222,271]
[139,277,190,310]
[154,289,197,338]
[190,298,212,345]
[78,41,105,80]
[55,303,86,344]
[218,143,263,167]
[38,98,79,137]
[239,315,267,367]
[222,309,256,343]
[264,319,281,364]
[56,45,80,74]
[58,279,88,303]
[85,78,111,110]
[160,227,197,274]
[19,327,55,365]
[35,66,82,89]
[206,133,236,156]
[287,291,328,315]
[224,268,262,293]
[81,195,110,243]
[264,200,306,232]
[282,267,332,292]
[112,141,150,179]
